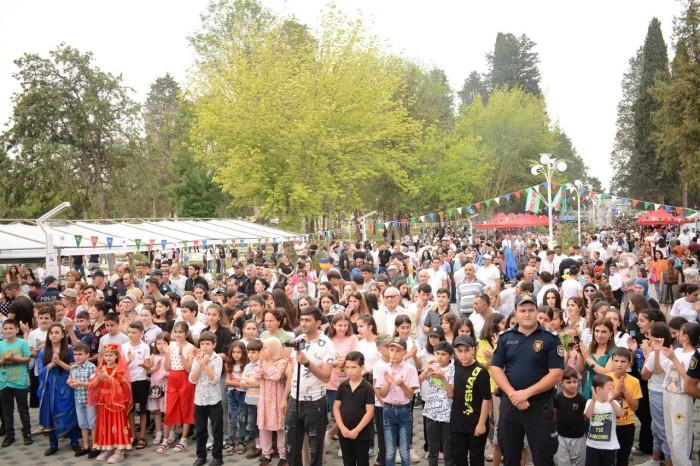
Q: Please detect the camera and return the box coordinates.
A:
[284,339,307,352]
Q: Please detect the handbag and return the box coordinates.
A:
[649,269,658,284]
[148,384,164,399]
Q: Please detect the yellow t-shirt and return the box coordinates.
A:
[476,338,496,393]
[607,372,642,426]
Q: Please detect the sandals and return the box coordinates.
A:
[173,439,188,453]
[135,438,146,450]
[156,443,169,454]
[237,442,247,454]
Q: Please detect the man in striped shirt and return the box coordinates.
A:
[456,263,485,317]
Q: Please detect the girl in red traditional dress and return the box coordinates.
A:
[89,343,133,463]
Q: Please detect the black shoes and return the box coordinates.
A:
[88,449,101,459]
[1,437,14,448]
[44,447,59,456]
[193,458,207,466]
[210,459,224,466]
[75,447,90,457]
[23,435,33,446]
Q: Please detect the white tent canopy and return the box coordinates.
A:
[0,219,302,261]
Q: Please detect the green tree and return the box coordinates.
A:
[188,1,421,229]
[487,33,542,95]
[1,44,142,218]
[455,87,557,200]
[457,71,490,108]
[652,1,700,206]
[610,47,644,196]
[399,63,454,131]
[633,18,670,202]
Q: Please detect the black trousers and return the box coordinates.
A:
[636,382,653,453]
[584,446,615,466]
[29,371,39,408]
[0,387,31,438]
[426,419,453,466]
[499,396,558,466]
[194,401,223,461]
[374,407,385,466]
[284,396,328,466]
[450,430,487,466]
[616,424,635,466]
[338,437,370,466]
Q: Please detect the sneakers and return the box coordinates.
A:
[96,450,113,461]
[107,449,125,463]
[277,459,287,466]
[637,460,660,466]
[1,436,14,447]
[260,455,273,466]
[246,447,262,459]
[410,449,421,463]
[153,431,163,445]
[338,449,343,458]
[23,435,33,446]
[395,453,401,464]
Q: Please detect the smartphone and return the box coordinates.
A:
[574,336,581,346]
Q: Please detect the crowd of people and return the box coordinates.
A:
[1,222,700,466]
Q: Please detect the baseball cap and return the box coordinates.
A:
[387,337,407,350]
[235,262,244,268]
[453,335,475,348]
[427,326,445,338]
[44,276,58,286]
[387,264,398,271]
[482,254,492,260]
[375,333,392,346]
[88,270,105,278]
[515,292,537,307]
[434,341,454,355]
[148,269,163,276]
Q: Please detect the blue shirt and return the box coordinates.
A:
[491,323,564,400]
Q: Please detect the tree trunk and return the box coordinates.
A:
[90,148,108,219]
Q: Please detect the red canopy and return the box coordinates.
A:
[637,208,690,225]
[475,212,550,229]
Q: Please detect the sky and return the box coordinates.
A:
[0,0,686,190]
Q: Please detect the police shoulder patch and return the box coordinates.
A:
[556,345,565,358]
[691,356,698,371]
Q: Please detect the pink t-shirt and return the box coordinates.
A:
[327,335,358,391]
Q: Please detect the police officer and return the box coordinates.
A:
[87,270,118,310]
[491,292,564,466]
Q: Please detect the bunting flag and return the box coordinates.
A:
[74,235,83,247]
[240,239,245,247]
[135,239,141,251]
[161,239,167,250]
[91,236,98,248]
[525,189,542,213]
[202,240,207,249]
[149,239,155,249]
[194,240,199,249]
[505,194,511,202]
[183,240,189,250]
[514,191,521,199]
[106,237,113,250]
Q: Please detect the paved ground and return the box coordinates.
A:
[2,405,698,466]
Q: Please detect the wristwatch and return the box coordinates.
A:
[303,361,310,368]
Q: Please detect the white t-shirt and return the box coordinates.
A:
[670,298,698,323]
[470,312,486,340]
[289,333,336,401]
[644,351,672,393]
[476,265,500,290]
[356,338,379,373]
[28,327,48,374]
[585,400,620,450]
[428,269,447,297]
[561,278,583,302]
[121,341,151,381]
[98,332,129,354]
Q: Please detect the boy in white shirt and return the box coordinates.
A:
[121,321,151,449]
[584,374,623,465]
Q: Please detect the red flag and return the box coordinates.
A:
[475,203,481,210]
[91,236,98,248]
[438,211,444,219]
[514,191,521,199]
[632,199,638,207]
[149,239,155,248]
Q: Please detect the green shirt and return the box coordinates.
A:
[0,338,31,390]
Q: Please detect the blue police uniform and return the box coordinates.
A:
[491,323,564,466]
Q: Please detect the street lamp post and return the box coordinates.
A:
[530,154,567,247]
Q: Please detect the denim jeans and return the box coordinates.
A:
[246,404,259,440]
[226,390,247,443]
[383,404,412,466]
[284,396,328,466]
